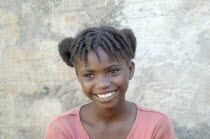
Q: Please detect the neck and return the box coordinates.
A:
[89,100,131,123]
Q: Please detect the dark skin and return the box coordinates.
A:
[75,48,136,139]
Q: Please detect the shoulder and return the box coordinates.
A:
[134,103,175,138]
[47,105,81,128]
[136,103,170,122]
[44,104,90,139]
[134,103,174,130]
[44,106,82,139]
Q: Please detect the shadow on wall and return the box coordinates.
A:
[173,121,210,139]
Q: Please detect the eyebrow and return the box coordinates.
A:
[80,63,119,73]
[105,64,119,70]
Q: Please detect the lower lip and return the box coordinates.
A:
[94,90,118,103]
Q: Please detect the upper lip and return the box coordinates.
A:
[94,90,117,95]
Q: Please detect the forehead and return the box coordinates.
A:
[75,48,126,70]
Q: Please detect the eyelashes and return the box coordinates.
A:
[84,73,94,78]
[108,69,119,75]
[83,69,120,79]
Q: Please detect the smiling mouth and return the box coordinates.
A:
[96,91,116,99]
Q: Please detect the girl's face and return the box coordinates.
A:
[75,48,135,109]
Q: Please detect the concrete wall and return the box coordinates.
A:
[0,0,210,138]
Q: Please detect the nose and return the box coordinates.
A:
[96,75,111,89]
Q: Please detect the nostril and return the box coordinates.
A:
[97,82,111,89]
[96,77,111,89]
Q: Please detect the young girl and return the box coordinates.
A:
[44,26,175,139]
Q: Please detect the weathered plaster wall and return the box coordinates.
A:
[0,0,209,138]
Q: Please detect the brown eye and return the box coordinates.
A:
[108,69,119,75]
[84,73,94,78]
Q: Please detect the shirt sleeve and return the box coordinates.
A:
[44,124,65,139]
[152,116,175,139]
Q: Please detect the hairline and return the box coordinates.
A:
[73,48,131,68]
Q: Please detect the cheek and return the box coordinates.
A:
[80,80,94,93]
[80,83,92,98]
[114,72,130,87]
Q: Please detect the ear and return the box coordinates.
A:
[128,61,135,80]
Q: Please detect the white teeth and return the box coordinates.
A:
[97,91,115,99]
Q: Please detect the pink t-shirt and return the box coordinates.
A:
[44,103,175,139]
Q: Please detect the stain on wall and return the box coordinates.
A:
[0,0,210,138]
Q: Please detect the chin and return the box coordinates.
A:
[94,98,126,110]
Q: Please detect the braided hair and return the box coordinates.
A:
[58,26,136,67]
